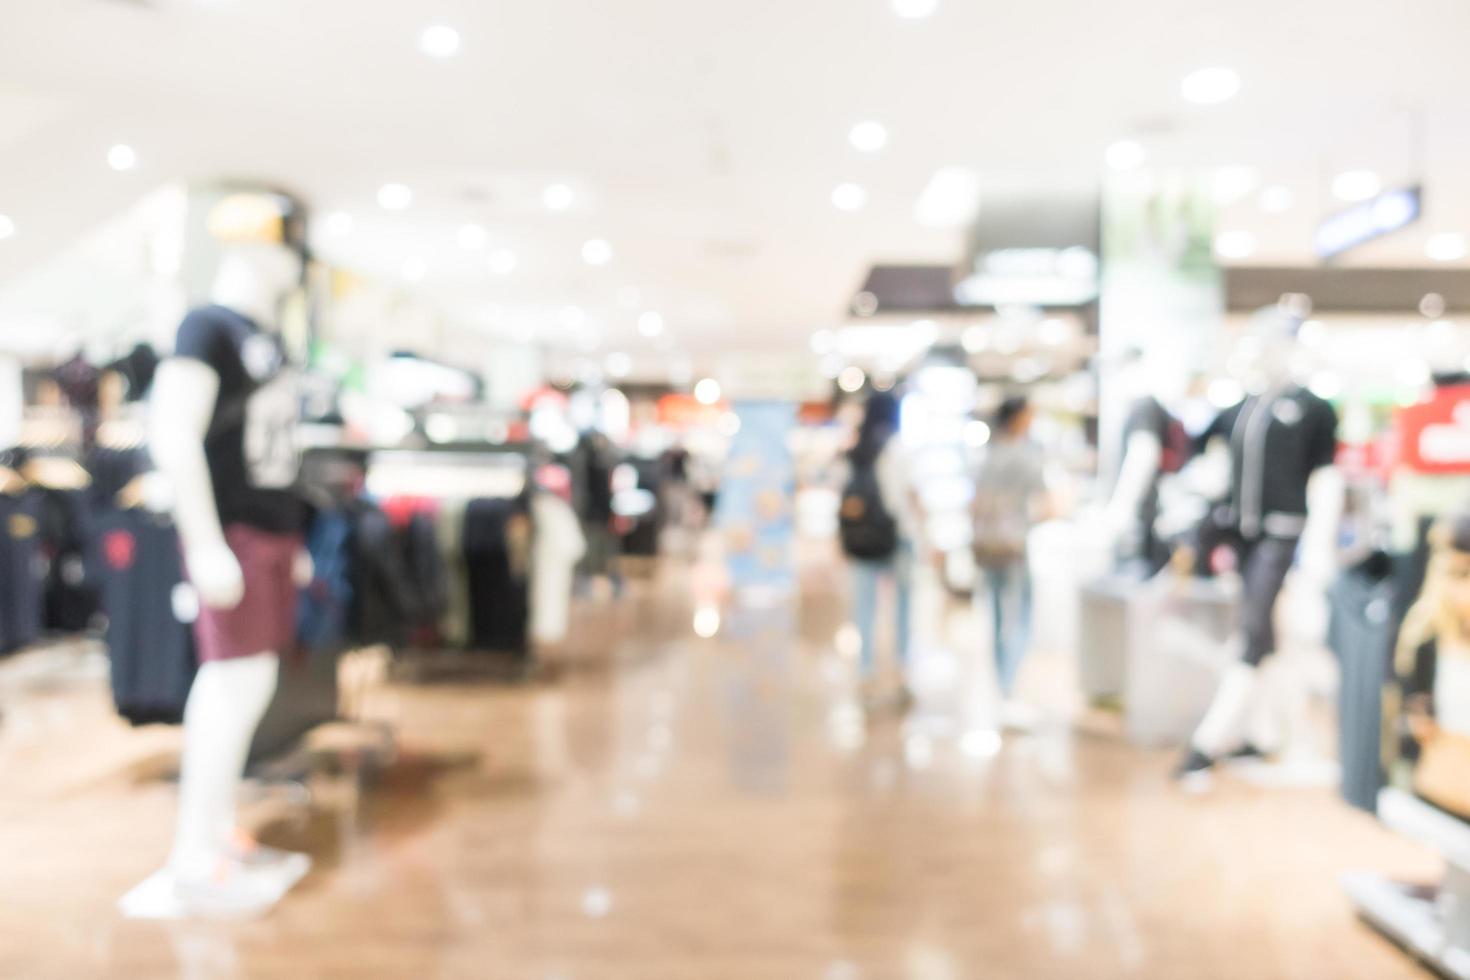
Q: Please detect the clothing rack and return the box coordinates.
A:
[365,447,528,501]
[363,447,546,683]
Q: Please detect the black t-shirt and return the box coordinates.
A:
[1202,385,1338,539]
[172,305,304,535]
[1120,396,1171,527]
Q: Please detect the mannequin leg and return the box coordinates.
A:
[170,651,279,879]
[1190,661,1260,757]
[1179,535,1296,775]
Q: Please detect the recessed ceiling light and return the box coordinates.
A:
[323,211,353,237]
[891,0,940,18]
[1259,185,1294,214]
[637,311,665,338]
[0,214,14,240]
[1214,229,1257,260]
[837,366,867,393]
[419,23,461,59]
[1181,67,1241,105]
[457,224,488,250]
[1332,170,1381,203]
[849,120,888,153]
[542,183,574,211]
[488,248,517,275]
[1426,233,1468,262]
[694,378,722,405]
[107,144,137,172]
[377,183,413,210]
[831,182,868,212]
[914,166,981,228]
[401,257,428,282]
[582,238,613,266]
[1105,140,1147,172]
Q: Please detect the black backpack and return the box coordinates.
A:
[839,459,898,561]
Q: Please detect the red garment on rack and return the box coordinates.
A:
[381,495,440,528]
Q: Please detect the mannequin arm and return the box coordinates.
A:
[1105,430,1163,538]
[149,359,244,609]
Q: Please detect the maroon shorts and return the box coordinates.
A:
[191,524,300,663]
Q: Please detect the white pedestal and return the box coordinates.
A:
[119,853,310,921]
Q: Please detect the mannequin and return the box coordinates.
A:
[1106,348,1188,571]
[1387,514,1470,820]
[122,196,311,919]
[1175,310,1342,779]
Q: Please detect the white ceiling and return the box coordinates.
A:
[3,0,1470,355]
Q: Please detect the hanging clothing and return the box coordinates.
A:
[0,491,44,654]
[103,343,160,402]
[296,509,354,654]
[94,508,196,725]
[36,487,99,633]
[530,493,585,646]
[348,501,420,647]
[435,498,471,648]
[402,510,447,646]
[464,497,531,654]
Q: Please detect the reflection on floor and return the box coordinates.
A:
[0,543,1440,979]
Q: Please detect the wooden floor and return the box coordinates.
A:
[0,545,1443,979]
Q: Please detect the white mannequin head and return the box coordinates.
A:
[1117,344,1189,410]
[1234,305,1303,392]
[210,242,301,329]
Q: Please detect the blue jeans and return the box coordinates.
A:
[982,560,1031,698]
[851,545,913,677]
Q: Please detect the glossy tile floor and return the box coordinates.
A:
[0,542,1443,979]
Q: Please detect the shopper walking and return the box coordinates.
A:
[838,391,918,707]
[571,430,622,598]
[971,396,1049,729]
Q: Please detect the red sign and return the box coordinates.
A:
[1394,385,1470,475]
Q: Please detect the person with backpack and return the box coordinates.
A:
[972,395,1050,728]
[838,391,917,706]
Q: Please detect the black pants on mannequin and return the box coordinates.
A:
[1175,515,1300,777]
[1192,515,1298,667]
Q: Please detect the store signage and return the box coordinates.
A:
[1314,186,1422,260]
[656,394,726,429]
[1394,384,1470,474]
[953,247,1099,307]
